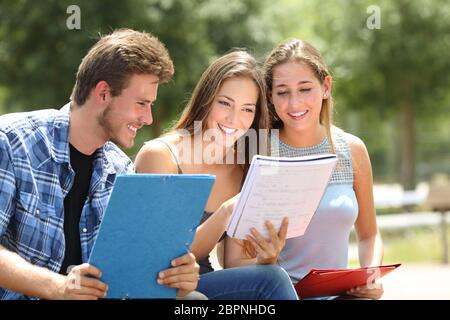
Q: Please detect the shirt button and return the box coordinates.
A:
[82,228,88,233]
[36,209,40,215]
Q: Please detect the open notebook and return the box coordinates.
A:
[227,154,337,240]
[88,174,214,299]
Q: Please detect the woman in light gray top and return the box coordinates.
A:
[224,39,384,300]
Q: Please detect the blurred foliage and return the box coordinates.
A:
[349,226,450,267]
[0,0,449,185]
[0,0,134,109]
[0,0,282,158]
[274,0,450,187]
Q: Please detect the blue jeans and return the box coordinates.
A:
[196,265,298,300]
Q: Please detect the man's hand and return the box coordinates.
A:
[157,252,200,298]
[53,263,108,300]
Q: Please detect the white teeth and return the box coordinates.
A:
[289,110,308,117]
[218,124,237,134]
[127,125,138,133]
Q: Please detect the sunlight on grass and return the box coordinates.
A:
[349,226,450,267]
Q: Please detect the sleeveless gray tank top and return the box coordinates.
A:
[271,127,358,283]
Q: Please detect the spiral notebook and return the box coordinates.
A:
[227,154,337,240]
[88,174,215,299]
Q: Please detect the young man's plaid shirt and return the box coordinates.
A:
[0,103,134,299]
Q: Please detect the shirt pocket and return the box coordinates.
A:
[15,191,64,267]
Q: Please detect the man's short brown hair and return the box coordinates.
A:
[71,29,174,105]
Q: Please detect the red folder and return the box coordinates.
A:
[295,264,401,299]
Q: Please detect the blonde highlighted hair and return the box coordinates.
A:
[242,39,336,258]
[264,39,335,152]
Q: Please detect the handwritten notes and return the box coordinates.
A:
[227,154,338,239]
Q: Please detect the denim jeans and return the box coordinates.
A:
[196,265,298,300]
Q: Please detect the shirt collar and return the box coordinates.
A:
[50,102,71,165]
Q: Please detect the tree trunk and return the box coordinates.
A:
[151,118,162,138]
[150,107,164,138]
[399,98,416,190]
[387,120,398,183]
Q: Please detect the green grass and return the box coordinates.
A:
[375,204,432,216]
[348,226,450,268]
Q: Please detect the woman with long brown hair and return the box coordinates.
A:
[135,50,297,300]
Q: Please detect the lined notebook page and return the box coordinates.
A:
[227,154,337,239]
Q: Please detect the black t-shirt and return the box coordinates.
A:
[59,144,95,275]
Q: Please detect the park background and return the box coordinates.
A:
[0,0,449,299]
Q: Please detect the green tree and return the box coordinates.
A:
[0,0,136,110]
[304,0,450,189]
[0,0,281,158]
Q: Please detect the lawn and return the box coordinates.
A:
[348,226,450,267]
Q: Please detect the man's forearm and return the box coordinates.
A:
[0,245,64,299]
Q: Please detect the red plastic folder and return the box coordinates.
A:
[295,264,401,299]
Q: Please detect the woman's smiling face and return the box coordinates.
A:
[270,61,330,134]
[206,76,258,148]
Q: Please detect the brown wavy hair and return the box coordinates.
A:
[71,28,174,106]
[171,50,270,177]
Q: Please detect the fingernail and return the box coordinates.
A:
[157,278,163,285]
[159,272,164,278]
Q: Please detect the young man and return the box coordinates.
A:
[0,29,200,300]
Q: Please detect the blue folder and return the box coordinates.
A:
[88,174,215,299]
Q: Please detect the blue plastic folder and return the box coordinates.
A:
[88,174,215,299]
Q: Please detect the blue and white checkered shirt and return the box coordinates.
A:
[0,103,134,299]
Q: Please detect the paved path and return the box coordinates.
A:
[376,212,450,230]
[381,263,450,300]
[211,210,450,299]
[209,250,450,300]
